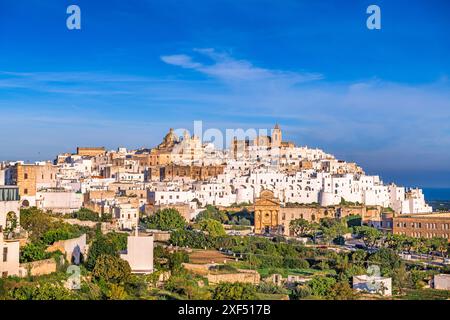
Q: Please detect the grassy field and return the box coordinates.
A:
[256,293,290,300]
[255,267,333,278]
[396,288,450,300]
[228,260,335,278]
[188,249,234,264]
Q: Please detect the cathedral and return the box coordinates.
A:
[231,124,294,159]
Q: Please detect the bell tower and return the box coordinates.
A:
[271,124,282,148]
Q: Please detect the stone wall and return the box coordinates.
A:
[77,147,105,157]
[207,269,260,285]
[146,203,194,222]
[182,263,260,285]
[19,257,59,277]
[152,230,171,242]
[279,205,378,236]
[46,234,87,264]
[182,262,211,275]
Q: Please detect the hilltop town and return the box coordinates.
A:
[1,124,449,300]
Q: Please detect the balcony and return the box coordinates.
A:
[0,186,20,202]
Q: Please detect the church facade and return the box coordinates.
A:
[253,189,281,234]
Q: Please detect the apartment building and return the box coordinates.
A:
[393,212,450,241]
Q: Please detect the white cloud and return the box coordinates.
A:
[161,48,323,84]
[160,54,202,69]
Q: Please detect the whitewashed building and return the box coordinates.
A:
[120,234,154,274]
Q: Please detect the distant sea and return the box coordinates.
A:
[422,188,450,201]
[422,189,450,212]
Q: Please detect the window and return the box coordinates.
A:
[24,188,28,195]
[24,173,28,179]
[3,247,7,262]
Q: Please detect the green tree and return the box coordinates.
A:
[141,208,186,231]
[327,281,357,300]
[169,229,214,249]
[283,257,309,269]
[431,237,448,258]
[86,235,120,270]
[391,263,409,294]
[320,218,349,244]
[401,236,418,254]
[198,219,226,237]
[368,248,402,277]
[105,283,129,300]
[167,251,190,271]
[409,270,428,289]
[195,205,229,223]
[354,226,382,248]
[414,237,429,255]
[92,254,131,284]
[307,276,337,297]
[212,282,258,300]
[10,283,73,300]
[20,207,53,241]
[71,208,105,222]
[289,218,314,237]
[293,284,312,299]
[350,249,367,267]
[384,233,405,252]
[346,215,362,228]
[20,242,49,263]
[32,283,74,300]
[42,228,72,245]
[106,232,128,251]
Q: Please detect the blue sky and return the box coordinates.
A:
[0,0,450,187]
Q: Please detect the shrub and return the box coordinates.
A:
[293,285,312,299]
[257,282,288,295]
[307,276,337,297]
[212,282,258,300]
[92,255,131,284]
[20,242,49,263]
[141,208,186,231]
[10,283,74,300]
[85,235,121,270]
[283,257,310,269]
[198,219,226,237]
